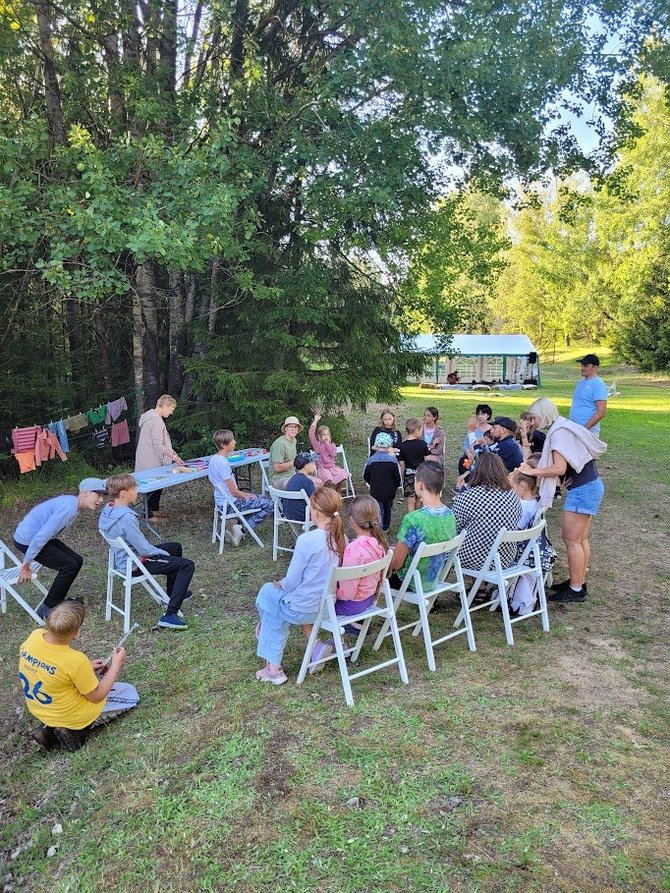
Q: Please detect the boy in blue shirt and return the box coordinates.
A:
[282,452,318,522]
[13,478,108,620]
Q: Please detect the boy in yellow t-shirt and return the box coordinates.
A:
[18,600,138,752]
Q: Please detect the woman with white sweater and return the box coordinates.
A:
[518,397,606,603]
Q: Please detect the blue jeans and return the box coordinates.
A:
[255,582,317,666]
[220,494,273,529]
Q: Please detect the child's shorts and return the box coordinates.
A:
[564,477,604,515]
[403,472,417,498]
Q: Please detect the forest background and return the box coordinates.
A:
[1,0,669,460]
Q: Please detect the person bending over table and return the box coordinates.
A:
[134,394,184,521]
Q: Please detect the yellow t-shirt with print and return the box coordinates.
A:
[18,629,104,729]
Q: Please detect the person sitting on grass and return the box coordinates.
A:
[13,478,109,621]
[208,429,274,546]
[18,600,138,752]
[282,452,318,523]
[398,418,431,512]
[99,474,195,631]
[388,462,456,592]
[254,488,345,685]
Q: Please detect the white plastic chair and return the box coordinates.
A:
[101,533,170,633]
[607,380,621,397]
[297,551,409,706]
[0,540,49,625]
[335,445,355,499]
[211,488,264,555]
[266,484,313,561]
[453,522,550,646]
[372,532,476,671]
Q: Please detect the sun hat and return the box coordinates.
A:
[79,477,108,494]
[491,416,517,433]
[577,354,600,366]
[374,432,394,448]
[281,415,303,433]
[294,451,318,470]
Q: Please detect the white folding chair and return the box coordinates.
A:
[453,522,550,646]
[297,551,409,706]
[259,460,270,495]
[372,533,476,671]
[266,484,312,561]
[211,488,264,555]
[335,445,355,499]
[0,539,49,626]
[101,533,170,633]
[607,380,621,397]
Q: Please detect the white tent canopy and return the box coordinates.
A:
[410,333,540,386]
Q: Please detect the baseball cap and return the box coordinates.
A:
[491,416,517,433]
[294,451,317,470]
[577,354,600,366]
[79,477,108,494]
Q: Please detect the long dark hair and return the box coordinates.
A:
[468,451,511,490]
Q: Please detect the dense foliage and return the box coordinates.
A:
[1,0,667,442]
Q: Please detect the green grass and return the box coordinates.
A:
[1,344,669,892]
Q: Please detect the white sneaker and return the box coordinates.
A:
[231,524,244,547]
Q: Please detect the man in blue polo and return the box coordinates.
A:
[569,353,608,436]
[489,417,523,472]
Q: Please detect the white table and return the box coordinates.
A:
[132,449,269,529]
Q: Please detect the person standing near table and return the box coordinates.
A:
[134,394,184,521]
[569,353,608,436]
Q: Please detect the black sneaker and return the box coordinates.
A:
[548,586,586,603]
[53,727,87,752]
[550,579,588,594]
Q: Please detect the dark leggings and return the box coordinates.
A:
[375,497,394,532]
[135,541,194,615]
[147,489,163,516]
[14,538,83,609]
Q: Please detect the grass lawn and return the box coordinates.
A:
[1,346,669,893]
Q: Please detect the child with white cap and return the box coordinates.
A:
[13,477,108,620]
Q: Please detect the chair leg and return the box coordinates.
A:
[350,618,372,664]
[417,596,436,672]
[218,513,226,555]
[6,583,45,625]
[124,576,132,634]
[212,507,218,544]
[297,620,322,684]
[0,584,6,614]
[332,630,355,706]
[372,591,402,652]
[497,579,515,647]
[537,572,550,632]
[386,604,409,685]
[105,572,114,621]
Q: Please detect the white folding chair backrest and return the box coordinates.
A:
[101,532,169,633]
[0,539,48,625]
[373,532,476,670]
[335,445,355,499]
[260,460,270,495]
[266,484,312,561]
[455,521,550,646]
[297,550,409,706]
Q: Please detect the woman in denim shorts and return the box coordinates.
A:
[518,398,605,603]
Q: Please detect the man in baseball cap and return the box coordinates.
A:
[13,479,108,620]
[570,353,608,435]
[489,416,523,472]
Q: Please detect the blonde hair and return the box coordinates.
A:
[316,425,331,440]
[348,495,389,551]
[213,428,235,450]
[527,397,559,430]
[46,601,86,638]
[106,473,137,498]
[310,488,346,561]
[514,472,539,496]
[406,417,422,434]
[156,394,177,409]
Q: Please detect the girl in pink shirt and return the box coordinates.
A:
[335,495,388,617]
[309,412,350,493]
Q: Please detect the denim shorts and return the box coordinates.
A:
[564,477,604,516]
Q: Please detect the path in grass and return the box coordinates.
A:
[1,348,669,893]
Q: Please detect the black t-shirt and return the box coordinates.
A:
[363,456,401,500]
[370,427,402,455]
[398,438,430,471]
[282,473,315,521]
[530,429,546,452]
[565,459,599,490]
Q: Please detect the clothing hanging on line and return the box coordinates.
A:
[15,451,36,474]
[93,427,109,448]
[111,419,130,447]
[65,413,88,432]
[11,426,40,454]
[47,420,70,454]
[106,397,128,425]
[35,429,67,465]
[87,405,107,426]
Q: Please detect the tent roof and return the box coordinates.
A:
[412,333,537,357]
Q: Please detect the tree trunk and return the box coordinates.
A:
[92,302,113,392]
[135,260,161,407]
[34,0,66,147]
[132,284,145,415]
[168,270,187,396]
